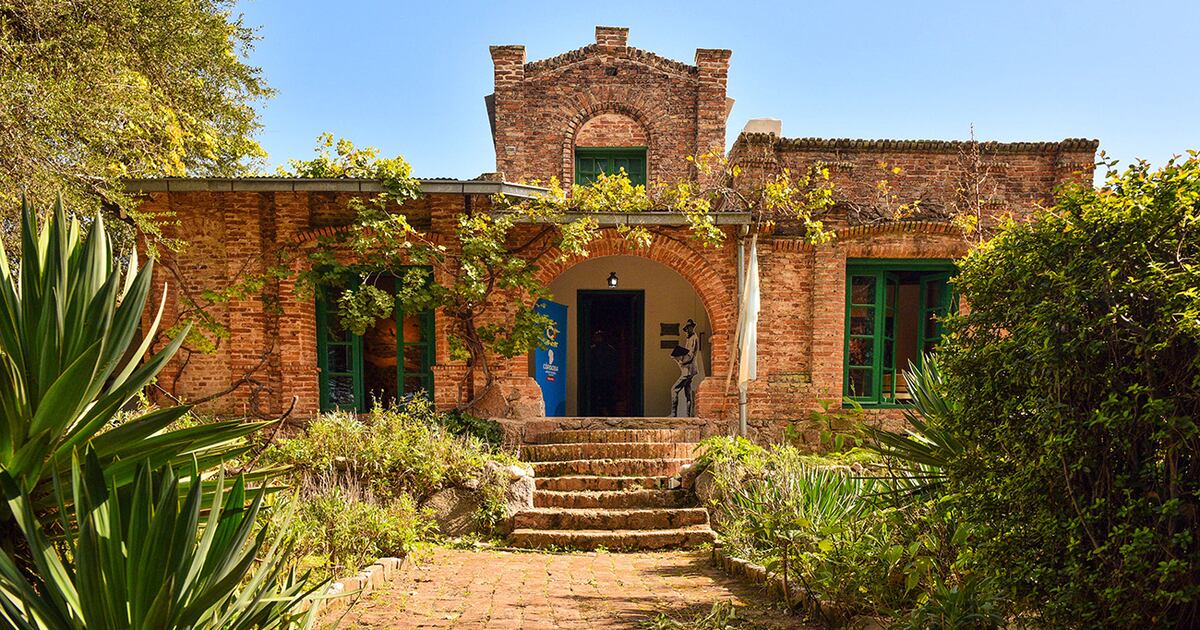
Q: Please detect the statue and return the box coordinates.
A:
[670,319,701,417]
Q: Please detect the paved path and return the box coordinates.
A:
[328,547,803,629]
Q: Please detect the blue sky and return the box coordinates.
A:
[234,0,1199,179]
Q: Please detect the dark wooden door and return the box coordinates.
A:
[577,290,644,416]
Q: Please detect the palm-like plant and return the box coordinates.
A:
[0,199,268,512]
[860,358,963,499]
[0,449,320,629]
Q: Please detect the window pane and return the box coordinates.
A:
[849,338,874,366]
[403,376,429,397]
[883,336,894,368]
[328,376,356,407]
[925,281,942,307]
[851,276,876,304]
[850,306,873,335]
[401,313,424,344]
[848,368,874,397]
[326,344,351,373]
[403,344,427,373]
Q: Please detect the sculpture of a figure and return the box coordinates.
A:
[670,319,701,417]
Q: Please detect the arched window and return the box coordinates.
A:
[573,113,648,186]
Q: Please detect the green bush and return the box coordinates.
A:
[938,156,1200,626]
[280,481,431,581]
[264,398,516,503]
[264,400,519,577]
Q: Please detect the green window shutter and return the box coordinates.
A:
[845,260,958,407]
[917,272,954,362]
[316,287,364,412]
[396,306,435,400]
[844,271,880,402]
[574,147,647,186]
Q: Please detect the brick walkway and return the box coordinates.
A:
[328,547,804,629]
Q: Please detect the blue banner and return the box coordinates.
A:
[535,299,567,417]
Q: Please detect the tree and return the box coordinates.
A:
[0,0,272,246]
[937,154,1200,626]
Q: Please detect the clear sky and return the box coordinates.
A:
[233,0,1199,179]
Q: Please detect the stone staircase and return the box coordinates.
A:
[508,424,716,551]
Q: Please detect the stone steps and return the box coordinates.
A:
[529,458,690,478]
[527,428,700,444]
[508,526,716,551]
[535,475,670,492]
[534,489,689,509]
[522,442,699,461]
[510,427,715,551]
[513,507,710,530]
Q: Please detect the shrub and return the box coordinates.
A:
[264,400,520,577]
[938,156,1200,626]
[280,480,431,581]
[0,200,265,515]
[703,443,902,623]
[0,451,318,629]
[264,398,516,503]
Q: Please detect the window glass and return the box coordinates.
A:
[574,147,647,186]
[845,264,956,406]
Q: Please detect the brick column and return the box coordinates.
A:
[694,47,732,185]
[275,192,320,417]
[809,245,847,402]
[490,45,526,180]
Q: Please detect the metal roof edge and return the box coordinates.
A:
[122,178,550,199]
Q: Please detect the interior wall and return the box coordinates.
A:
[547,256,712,416]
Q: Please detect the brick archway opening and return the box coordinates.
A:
[533,231,735,421]
[561,102,659,186]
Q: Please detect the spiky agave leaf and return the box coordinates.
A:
[0,449,322,629]
[0,197,271,513]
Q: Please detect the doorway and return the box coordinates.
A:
[577,290,644,416]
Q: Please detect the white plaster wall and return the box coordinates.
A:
[547,256,712,417]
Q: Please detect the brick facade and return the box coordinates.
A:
[131,26,1099,442]
[488,26,732,187]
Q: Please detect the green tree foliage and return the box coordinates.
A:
[938,154,1200,626]
[0,0,272,245]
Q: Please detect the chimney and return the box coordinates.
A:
[742,118,782,136]
[595,26,629,49]
[489,45,526,88]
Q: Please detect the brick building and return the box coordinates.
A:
[128,26,1098,441]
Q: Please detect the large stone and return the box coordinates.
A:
[693,467,718,506]
[423,487,484,537]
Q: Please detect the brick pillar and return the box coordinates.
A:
[222,192,272,416]
[595,25,629,49]
[490,44,526,180]
[694,47,732,185]
[810,245,847,401]
[275,192,320,417]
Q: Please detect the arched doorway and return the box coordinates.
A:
[545,256,713,417]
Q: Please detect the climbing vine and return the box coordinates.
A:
[152,134,844,413]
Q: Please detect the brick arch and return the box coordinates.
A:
[533,229,737,401]
[560,100,666,185]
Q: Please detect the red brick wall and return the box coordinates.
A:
[730,134,1099,232]
[489,26,731,187]
[575,113,648,148]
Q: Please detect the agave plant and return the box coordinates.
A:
[860,358,963,499]
[0,199,269,513]
[0,449,320,629]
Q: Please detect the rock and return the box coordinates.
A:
[423,487,484,537]
[678,462,698,490]
[693,468,718,505]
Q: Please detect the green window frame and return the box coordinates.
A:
[574,146,647,186]
[844,260,956,406]
[316,274,436,412]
